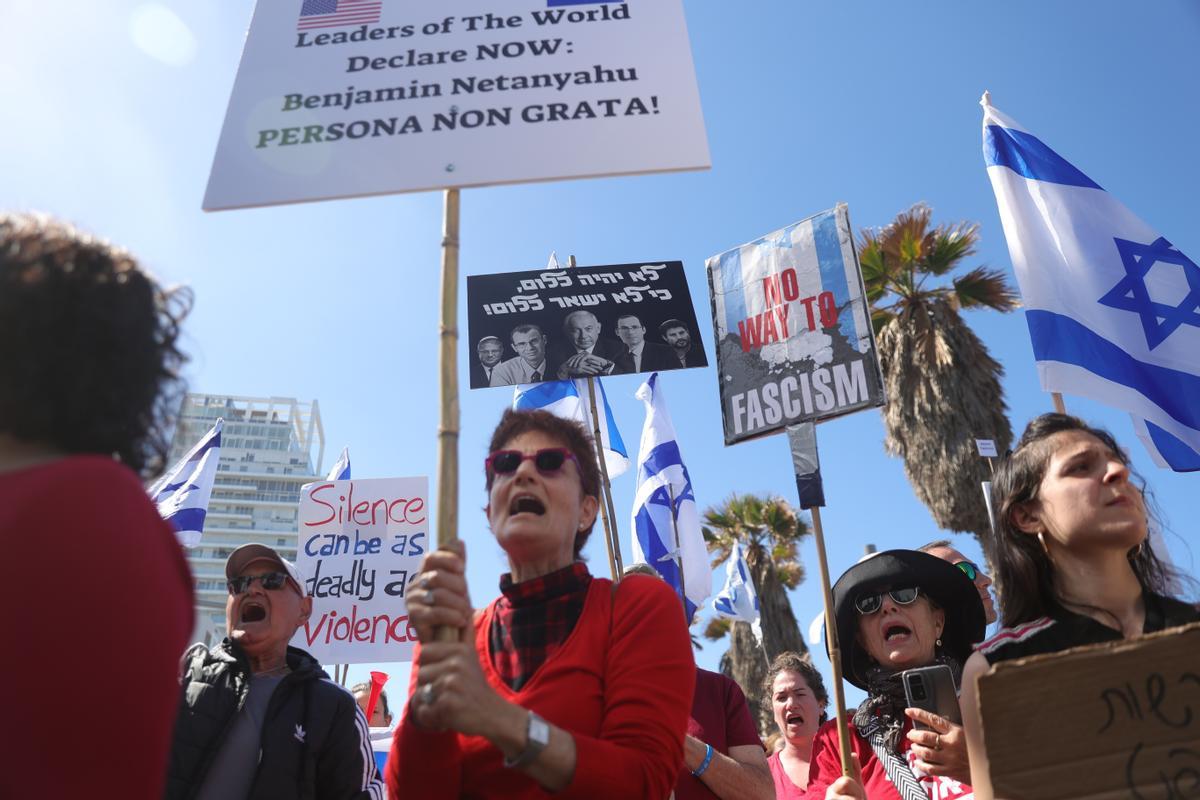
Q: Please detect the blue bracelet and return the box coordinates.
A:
[692,743,714,778]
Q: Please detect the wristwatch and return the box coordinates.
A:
[503,711,550,768]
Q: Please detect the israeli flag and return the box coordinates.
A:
[512,379,629,478]
[713,540,761,641]
[1131,416,1200,472]
[148,418,223,548]
[982,93,1200,465]
[629,373,711,621]
[327,446,351,481]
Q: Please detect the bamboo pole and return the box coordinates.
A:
[434,188,462,644]
[810,505,855,778]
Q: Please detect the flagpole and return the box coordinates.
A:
[586,375,621,582]
[667,483,686,607]
[434,188,462,644]
[565,253,623,581]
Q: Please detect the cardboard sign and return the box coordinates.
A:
[975,438,998,457]
[204,0,709,210]
[466,261,708,389]
[706,204,885,444]
[978,622,1200,799]
[291,477,428,664]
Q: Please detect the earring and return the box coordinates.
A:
[935,637,942,648]
[1037,531,1051,555]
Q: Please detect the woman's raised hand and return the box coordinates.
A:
[407,539,472,644]
[905,707,971,784]
[825,753,866,800]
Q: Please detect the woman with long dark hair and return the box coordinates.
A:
[0,213,194,798]
[961,413,1198,797]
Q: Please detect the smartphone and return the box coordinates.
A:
[901,664,962,728]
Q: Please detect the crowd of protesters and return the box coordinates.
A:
[1,213,1196,799]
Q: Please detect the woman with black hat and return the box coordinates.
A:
[806,550,985,800]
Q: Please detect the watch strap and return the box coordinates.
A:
[503,711,549,769]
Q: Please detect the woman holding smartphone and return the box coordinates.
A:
[961,414,1199,798]
[808,550,985,800]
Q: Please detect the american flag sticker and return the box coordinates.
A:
[298,0,382,31]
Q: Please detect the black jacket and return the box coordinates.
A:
[165,641,384,800]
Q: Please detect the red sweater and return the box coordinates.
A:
[387,574,696,799]
[806,718,973,799]
[0,456,194,798]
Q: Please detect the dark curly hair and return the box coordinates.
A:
[486,408,601,557]
[0,213,190,477]
[762,651,829,725]
[991,413,1178,627]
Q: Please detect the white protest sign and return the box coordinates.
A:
[205,0,710,210]
[975,438,998,457]
[291,477,428,664]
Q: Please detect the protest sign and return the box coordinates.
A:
[466,261,708,389]
[204,0,709,210]
[706,204,885,445]
[291,476,428,664]
[978,622,1200,799]
[975,438,998,458]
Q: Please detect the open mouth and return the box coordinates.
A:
[786,714,805,726]
[240,601,267,623]
[510,496,546,515]
[883,622,912,641]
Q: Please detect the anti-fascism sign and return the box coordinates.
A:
[204,0,709,210]
[706,205,885,444]
[467,261,708,389]
[291,476,428,664]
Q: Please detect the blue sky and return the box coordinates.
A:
[4,1,1198,708]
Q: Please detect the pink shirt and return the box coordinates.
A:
[768,751,808,799]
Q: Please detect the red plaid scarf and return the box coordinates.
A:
[489,562,591,690]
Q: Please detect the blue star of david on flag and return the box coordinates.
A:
[982,94,1200,469]
[630,373,711,620]
[1098,237,1200,350]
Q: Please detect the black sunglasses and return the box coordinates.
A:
[954,560,980,581]
[227,571,289,595]
[486,447,577,477]
[854,586,921,615]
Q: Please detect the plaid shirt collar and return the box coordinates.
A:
[491,562,592,690]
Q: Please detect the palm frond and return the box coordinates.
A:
[921,224,980,276]
[952,267,1020,312]
[703,616,732,641]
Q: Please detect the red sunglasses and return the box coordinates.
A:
[486,447,577,478]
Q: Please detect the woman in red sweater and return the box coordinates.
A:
[0,213,194,798]
[387,409,695,798]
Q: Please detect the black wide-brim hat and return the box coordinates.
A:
[829,549,986,689]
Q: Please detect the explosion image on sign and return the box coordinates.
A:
[706,205,885,444]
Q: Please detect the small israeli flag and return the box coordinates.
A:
[629,373,711,621]
[982,93,1200,467]
[327,446,351,481]
[148,418,223,548]
[713,539,759,628]
[512,379,629,478]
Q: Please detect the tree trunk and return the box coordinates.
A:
[723,620,772,735]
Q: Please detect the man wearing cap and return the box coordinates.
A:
[165,544,384,800]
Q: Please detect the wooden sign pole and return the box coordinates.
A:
[787,422,854,777]
[434,188,462,643]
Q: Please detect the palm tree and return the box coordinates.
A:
[702,493,810,734]
[857,203,1019,558]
